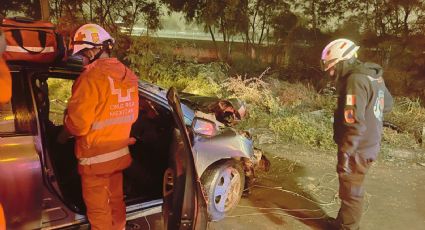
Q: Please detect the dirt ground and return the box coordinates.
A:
[128,143,425,230]
[208,143,425,230]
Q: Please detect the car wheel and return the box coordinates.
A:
[201,160,245,221]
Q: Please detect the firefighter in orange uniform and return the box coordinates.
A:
[0,30,12,104]
[65,24,139,230]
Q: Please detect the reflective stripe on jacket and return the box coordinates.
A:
[79,147,129,165]
[65,58,139,175]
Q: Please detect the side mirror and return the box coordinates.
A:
[192,117,219,137]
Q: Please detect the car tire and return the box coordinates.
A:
[201,160,245,221]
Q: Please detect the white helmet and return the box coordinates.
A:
[72,24,114,55]
[321,38,359,71]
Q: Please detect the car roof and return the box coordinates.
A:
[7,58,198,123]
[7,59,168,97]
[7,58,83,79]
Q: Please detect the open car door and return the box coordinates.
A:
[163,87,208,230]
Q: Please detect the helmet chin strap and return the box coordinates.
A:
[333,56,358,81]
[88,40,113,63]
[88,48,105,64]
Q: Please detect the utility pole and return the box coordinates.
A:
[40,0,50,21]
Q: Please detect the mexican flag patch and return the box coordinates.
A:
[346,95,356,106]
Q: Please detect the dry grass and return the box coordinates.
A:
[273,80,314,108]
[385,97,425,144]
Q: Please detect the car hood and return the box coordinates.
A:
[179,92,246,127]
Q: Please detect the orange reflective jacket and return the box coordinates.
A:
[0,58,11,104]
[65,58,139,175]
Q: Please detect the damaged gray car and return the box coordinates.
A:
[133,82,266,221]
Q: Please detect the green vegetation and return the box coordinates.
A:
[225,74,424,154]
[123,38,424,154]
[384,98,425,146]
[220,75,336,151]
[125,37,227,96]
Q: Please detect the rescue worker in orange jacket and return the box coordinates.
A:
[65,24,139,230]
[0,30,12,104]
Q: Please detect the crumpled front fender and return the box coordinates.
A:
[192,129,254,176]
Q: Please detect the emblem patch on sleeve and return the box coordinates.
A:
[344,109,355,124]
[346,95,356,106]
[373,90,385,121]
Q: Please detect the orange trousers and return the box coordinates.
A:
[81,171,126,230]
